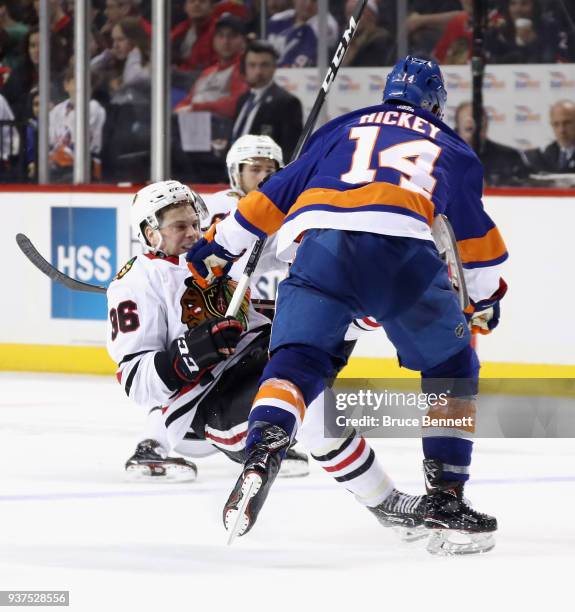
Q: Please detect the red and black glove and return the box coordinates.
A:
[156,317,244,390]
[466,278,508,335]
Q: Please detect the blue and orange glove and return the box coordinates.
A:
[466,278,508,335]
[186,223,244,288]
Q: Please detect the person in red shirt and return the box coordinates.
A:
[433,0,472,65]
[172,0,248,74]
[174,13,248,119]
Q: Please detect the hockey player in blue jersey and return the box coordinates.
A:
[187,57,508,554]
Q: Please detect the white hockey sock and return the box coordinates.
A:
[298,390,394,507]
[310,433,394,507]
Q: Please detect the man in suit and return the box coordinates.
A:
[526,100,575,174]
[454,101,530,186]
[232,39,303,161]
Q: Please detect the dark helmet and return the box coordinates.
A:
[383,56,447,119]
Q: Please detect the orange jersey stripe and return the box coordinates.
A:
[287,183,435,226]
[254,378,306,421]
[457,227,507,264]
[237,191,286,236]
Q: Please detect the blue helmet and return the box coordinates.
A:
[383,56,447,119]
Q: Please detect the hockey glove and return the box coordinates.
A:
[466,278,508,335]
[156,316,244,390]
[186,223,244,288]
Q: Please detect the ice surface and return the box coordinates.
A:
[1,372,574,611]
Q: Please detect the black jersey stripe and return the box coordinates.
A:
[124,360,141,397]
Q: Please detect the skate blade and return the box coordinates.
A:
[426,530,496,556]
[125,463,198,483]
[392,524,429,543]
[225,472,263,546]
[278,459,310,478]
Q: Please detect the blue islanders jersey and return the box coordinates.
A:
[267,11,318,67]
[217,103,508,301]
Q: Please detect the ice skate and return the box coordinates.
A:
[368,489,428,542]
[278,446,309,478]
[423,459,497,555]
[223,425,290,543]
[125,439,198,482]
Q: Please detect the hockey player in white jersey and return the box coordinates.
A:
[203,134,288,301]
[107,180,429,541]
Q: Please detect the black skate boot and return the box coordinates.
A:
[125,439,198,482]
[278,445,309,478]
[423,459,497,555]
[223,425,290,543]
[368,489,428,542]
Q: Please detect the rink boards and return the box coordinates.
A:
[0,186,573,377]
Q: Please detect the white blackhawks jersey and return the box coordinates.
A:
[106,251,270,411]
[203,188,289,300]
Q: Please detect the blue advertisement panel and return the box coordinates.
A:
[51,207,116,320]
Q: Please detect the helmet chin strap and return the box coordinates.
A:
[144,229,164,255]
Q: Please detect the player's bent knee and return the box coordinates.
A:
[421,344,479,398]
[262,344,334,405]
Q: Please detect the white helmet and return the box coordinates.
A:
[131,180,208,251]
[226,134,284,194]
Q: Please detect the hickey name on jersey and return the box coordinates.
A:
[359,110,441,140]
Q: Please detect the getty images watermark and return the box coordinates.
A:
[325,379,575,438]
[333,389,474,429]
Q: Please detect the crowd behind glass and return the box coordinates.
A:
[0,0,574,186]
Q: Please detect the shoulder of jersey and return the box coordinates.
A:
[202,189,240,228]
[113,255,139,281]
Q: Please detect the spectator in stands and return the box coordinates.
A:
[0,1,29,52]
[406,0,463,58]
[525,100,575,173]
[173,13,248,183]
[175,13,247,118]
[171,0,247,74]
[267,0,339,67]
[485,0,571,63]
[433,0,472,64]
[1,27,39,120]
[232,39,303,161]
[342,0,395,67]
[454,101,530,186]
[47,0,73,72]
[0,28,15,90]
[172,0,214,73]
[246,0,292,37]
[0,91,17,165]
[48,66,106,182]
[99,0,150,45]
[92,16,150,103]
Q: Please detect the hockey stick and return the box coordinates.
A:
[431,215,470,310]
[16,233,108,293]
[16,232,278,311]
[224,0,368,318]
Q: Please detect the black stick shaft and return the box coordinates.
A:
[471,0,486,154]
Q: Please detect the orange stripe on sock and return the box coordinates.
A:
[424,397,476,433]
[254,378,306,422]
